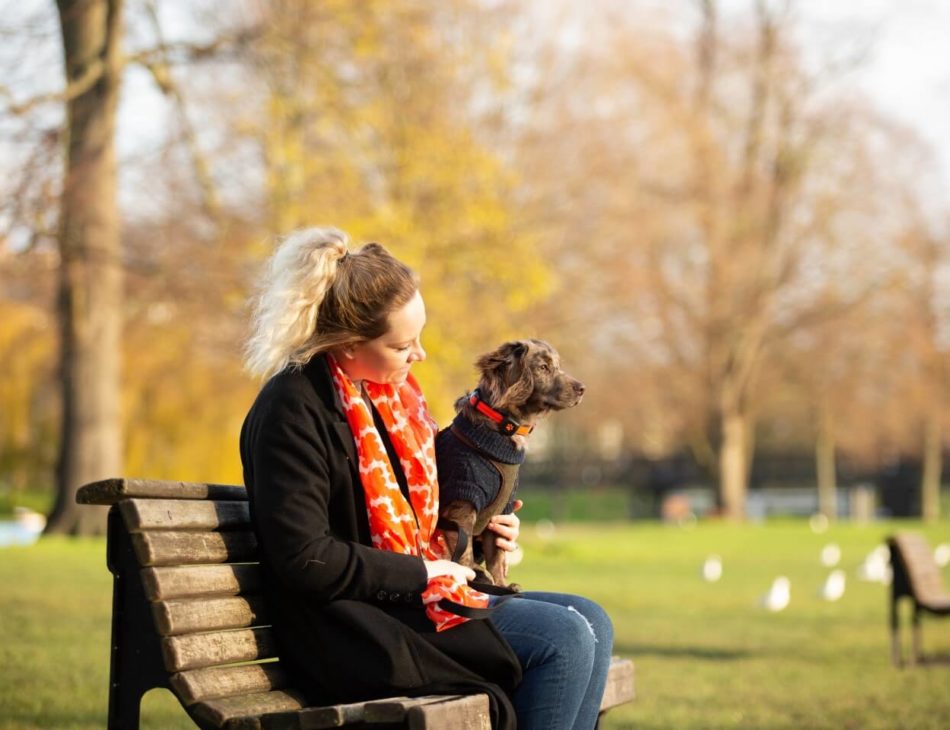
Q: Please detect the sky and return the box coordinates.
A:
[796,0,950,184]
[3,1,950,202]
[105,2,950,185]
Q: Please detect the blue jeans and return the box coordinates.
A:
[490,592,614,730]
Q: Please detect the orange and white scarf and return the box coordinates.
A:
[329,355,489,631]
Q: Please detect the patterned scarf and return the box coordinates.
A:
[329,355,489,631]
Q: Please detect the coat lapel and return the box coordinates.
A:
[303,355,358,466]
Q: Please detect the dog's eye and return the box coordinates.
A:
[537,362,550,373]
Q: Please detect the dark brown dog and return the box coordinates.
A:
[435,339,585,588]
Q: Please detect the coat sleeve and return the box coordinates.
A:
[243,390,429,603]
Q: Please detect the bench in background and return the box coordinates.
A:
[887,531,950,667]
[78,478,635,728]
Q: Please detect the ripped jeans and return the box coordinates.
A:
[490,592,614,730]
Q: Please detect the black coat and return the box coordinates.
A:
[240,355,521,728]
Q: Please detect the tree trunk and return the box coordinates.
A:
[816,402,837,520]
[45,0,124,535]
[719,407,748,520]
[921,407,942,522]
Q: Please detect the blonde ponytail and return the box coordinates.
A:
[244,227,349,379]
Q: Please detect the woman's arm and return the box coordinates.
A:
[243,392,429,602]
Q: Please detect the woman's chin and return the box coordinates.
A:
[390,370,411,385]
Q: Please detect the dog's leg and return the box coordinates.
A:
[482,534,506,588]
[440,500,479,569]
[482,536,522,591]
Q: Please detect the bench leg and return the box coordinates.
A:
[890,596,902,667]
[106,507,171,729]
[912,606,922,666]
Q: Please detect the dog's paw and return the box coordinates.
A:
[473,566,495,585]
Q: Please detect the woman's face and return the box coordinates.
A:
[338,290,427,385]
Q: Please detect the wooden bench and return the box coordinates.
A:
[78,478,635,728]
[887,532,950,667]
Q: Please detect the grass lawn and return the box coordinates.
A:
[1,520,948,729]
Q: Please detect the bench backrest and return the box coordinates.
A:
[79,478,307,729]
[888,532,948,607]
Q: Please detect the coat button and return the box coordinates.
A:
[376,590,387,601]
[390,592,401,601]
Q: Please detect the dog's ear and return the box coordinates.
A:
[501,366,535,410]
[475,341,528,407]
[475,341,527,374]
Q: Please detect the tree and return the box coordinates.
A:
[33,0,255,533]
[45,0,125,535]
[506,0,904,518]
[902,220,948,521]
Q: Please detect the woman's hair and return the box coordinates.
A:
[244,227,418,379]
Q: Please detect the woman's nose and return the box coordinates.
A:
[411,343,426,362]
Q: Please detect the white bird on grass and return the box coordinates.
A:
[701,554,723,582]
[857,545,891,584]
[820,543,841,567]
[819,569,846,602]
[760,576,790,612]
[809,513,829,534]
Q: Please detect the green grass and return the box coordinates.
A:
[0,537,194,729]
[511,520,950,729]
[1,521,949,729]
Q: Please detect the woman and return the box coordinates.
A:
[240,227,613,729]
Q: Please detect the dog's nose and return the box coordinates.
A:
[574,381,586,395]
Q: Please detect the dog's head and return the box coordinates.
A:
[460,339,585,423]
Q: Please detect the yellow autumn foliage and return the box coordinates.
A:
[0,300,57,495]
[122,321,258,486]
[253,0,550,423]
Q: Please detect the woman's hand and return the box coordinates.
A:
[424,559,476,584]
[486,499,522,552]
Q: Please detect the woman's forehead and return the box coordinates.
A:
[384,291,426,338]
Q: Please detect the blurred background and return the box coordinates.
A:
[1,0,949,535]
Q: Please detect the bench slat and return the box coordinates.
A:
[163,627,279,672]
[153,595,268,636]
[172,663,290,705]
[600,657,636,709]
[192,689,308,728]
[363,695,465,723]
[260,697,416,730]
[142,564,263,601]
[218,658,635,730]
[77,478,246,505]
[407,694,490,730]
[121,498,251,532]
[132,530,259,567]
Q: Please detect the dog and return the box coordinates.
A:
[436,339,585,589]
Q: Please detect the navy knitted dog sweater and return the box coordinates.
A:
[436,413,526,514]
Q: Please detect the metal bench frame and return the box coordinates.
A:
[888,532,950,667]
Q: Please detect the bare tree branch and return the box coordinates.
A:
[136,0,228,222]
[2,57,103,115]
[125,25,262,68]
